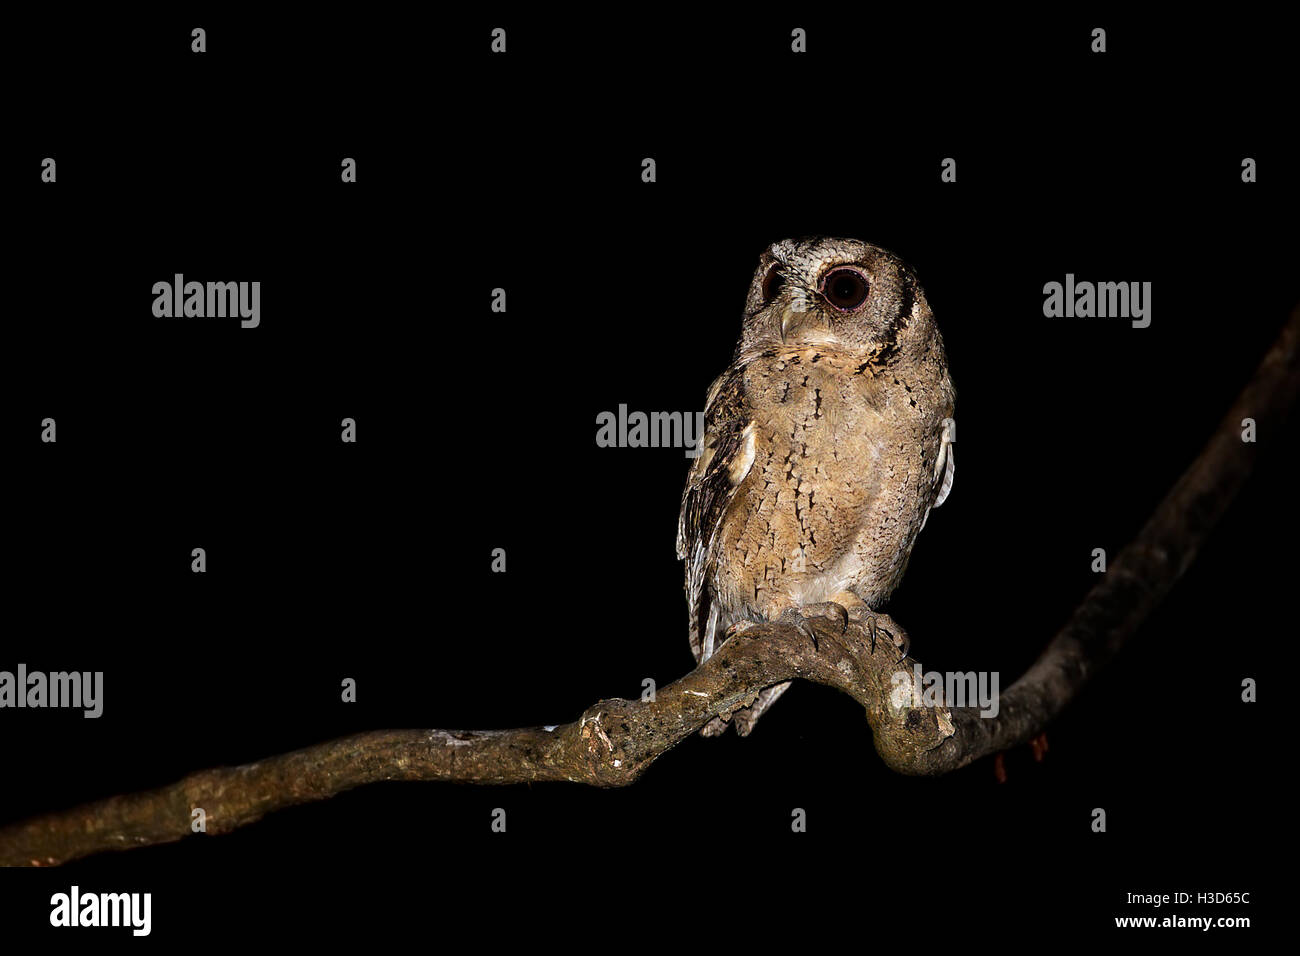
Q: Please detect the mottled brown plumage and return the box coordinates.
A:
[677,237,955,735]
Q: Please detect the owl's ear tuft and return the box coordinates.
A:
[898,269,918,320]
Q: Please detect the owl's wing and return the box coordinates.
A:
[676,366,756,663]
[921,417,956,531]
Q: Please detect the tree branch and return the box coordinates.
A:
[4,305,1297,867]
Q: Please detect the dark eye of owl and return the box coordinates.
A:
[821,268,870,311]
[761,263,786,303]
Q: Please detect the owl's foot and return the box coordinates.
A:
[877,619,909,663]
[828,592,908,662]
[778,603,848,650]
[779,597,909,662]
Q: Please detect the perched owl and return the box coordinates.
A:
[676,237,955,736]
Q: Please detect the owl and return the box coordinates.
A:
[676,237,956,736]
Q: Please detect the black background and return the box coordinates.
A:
[2,8,1294,945]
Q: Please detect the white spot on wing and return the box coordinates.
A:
[728,422,757,486]
[932,417,955,509]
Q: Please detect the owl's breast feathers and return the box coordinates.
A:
[678,345,953,662]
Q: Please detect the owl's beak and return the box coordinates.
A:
[779,305,798,343]
[779,304,820,343]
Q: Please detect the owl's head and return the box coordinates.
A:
[737,237,936,361]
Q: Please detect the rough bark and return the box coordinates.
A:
[3,305,1296,868]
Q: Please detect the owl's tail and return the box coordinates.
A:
[731,681,791,736]
[694,604,792,736]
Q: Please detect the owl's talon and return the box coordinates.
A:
[857,614,891,655]
[894,631,910,663]
[777,607,835,650]
[835,596,895,657]
[778,602,855,653]
[852,612,907,661]
[864,616,880,653]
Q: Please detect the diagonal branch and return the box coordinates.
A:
[3,305,1297,867]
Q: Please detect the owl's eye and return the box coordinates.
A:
[822,268,870,311]
[761,263,786,303]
